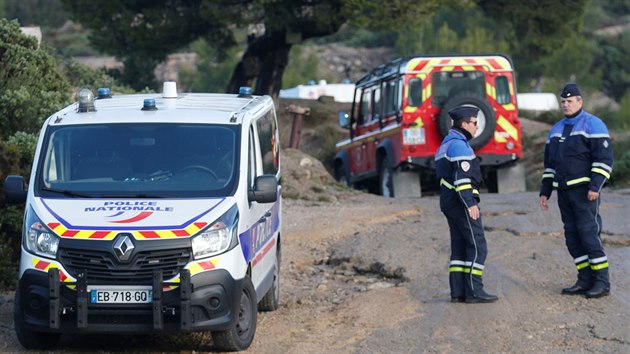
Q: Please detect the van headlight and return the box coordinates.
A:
[191,204,239,259]
[25,208,59,258]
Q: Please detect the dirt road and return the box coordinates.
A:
[1,171,629,352]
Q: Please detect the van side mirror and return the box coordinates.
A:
[338,112,350,129]
[5,175,27,204]
[248,174,278,203]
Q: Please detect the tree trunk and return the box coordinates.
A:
[226,30,291,97]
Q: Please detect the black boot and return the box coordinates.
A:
[562,267,592,295]
[561,282,589,295]
[464,274,498,303]
[585,282,610,298]
[585,268,610,298]
[465,288,498,303]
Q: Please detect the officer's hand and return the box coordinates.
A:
[539,196,549,211]
[587,190,600,201]
[468,205,480,220]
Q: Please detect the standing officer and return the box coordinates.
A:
[539,83,614,298]
[436,106,498,304]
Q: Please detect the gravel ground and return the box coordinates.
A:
[1,152,629,353]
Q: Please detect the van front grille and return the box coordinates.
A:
[59,247,192,284]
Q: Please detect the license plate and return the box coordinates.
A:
[403,127,425,145]
[89,286,153,304]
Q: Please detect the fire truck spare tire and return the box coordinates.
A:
[438,93,496,150]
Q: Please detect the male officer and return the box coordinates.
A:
[436,106,498,303]
[539,83,614,298]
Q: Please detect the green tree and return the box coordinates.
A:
[595,32,630,102]
[0,18,71,139]
[61,0,443,94]
[61,0,589,96]
[3,0,67,28]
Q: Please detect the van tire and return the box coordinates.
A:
[379,155,395,197]
[212,276,257,351]
[334,163,351,187]
[259,246,281,311]
[438,93,496,150]
[14,288,61,350]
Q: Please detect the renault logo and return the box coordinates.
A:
[113,234,135,262]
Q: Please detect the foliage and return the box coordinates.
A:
[61,59,136,95]
[610,138,630,188]
[0,18,71,139]
[3,0,67,28]
[5,131,38,163]
[61,0,240,90]
[61,0,443,94]
[282,45,335,89]
[595,31,630,102]
[179,38,240,93]
[537,32,602,94]
[611,91,630,130]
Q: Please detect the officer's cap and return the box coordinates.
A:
[561,83,581,98]
[448,106,479,121]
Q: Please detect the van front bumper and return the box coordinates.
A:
[17,268,243,334]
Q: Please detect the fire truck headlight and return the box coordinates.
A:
[506,141,515,150]
[25,219,59,258]
[191,205,239,259]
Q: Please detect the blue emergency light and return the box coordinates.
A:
[142,98,158,111]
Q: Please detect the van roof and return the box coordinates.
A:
[356,54,514,87]
[47,92,274,126]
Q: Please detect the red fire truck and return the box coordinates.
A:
[334,54,525,197]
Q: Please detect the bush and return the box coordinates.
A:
[0,18,71,139]
[610,137,630,188]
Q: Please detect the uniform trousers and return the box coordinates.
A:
[443,203,487,298]
[557,185,609,287]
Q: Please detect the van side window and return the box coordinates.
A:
[256,111,279,175]
[384,80,399,116]
[408,78,422,107]
[372,87,381,121]
[496,76,511,105]
[358,91,370,125]
[248,126,257,187]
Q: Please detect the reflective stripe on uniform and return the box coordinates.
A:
[566,177,590,186]
[576,261,590,270]
[591,262,609,270]
[574,255,590,270]
[591,167,610,179]
[455,184,472,192]
[590,256,609,270]
[440,178,454,189]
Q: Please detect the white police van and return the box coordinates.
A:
[4,82,281,351]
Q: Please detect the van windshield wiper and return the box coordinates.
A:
[41,187,93,198]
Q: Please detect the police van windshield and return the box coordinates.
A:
[37,123,240,198]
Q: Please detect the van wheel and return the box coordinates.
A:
[14,288,61,350]
[438,93,496,150]
[334,164,351,187]
[379,155,395,197]
[259,246,281,311]
[212,276,257,351]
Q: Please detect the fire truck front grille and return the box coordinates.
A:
[58,247,192,284]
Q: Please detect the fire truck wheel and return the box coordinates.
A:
[379,155,395,197]
[259,245,281,311]
[438,93,496,150]
[334,164,351,187]
[13,288,61,350]
[212,276,257,351]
